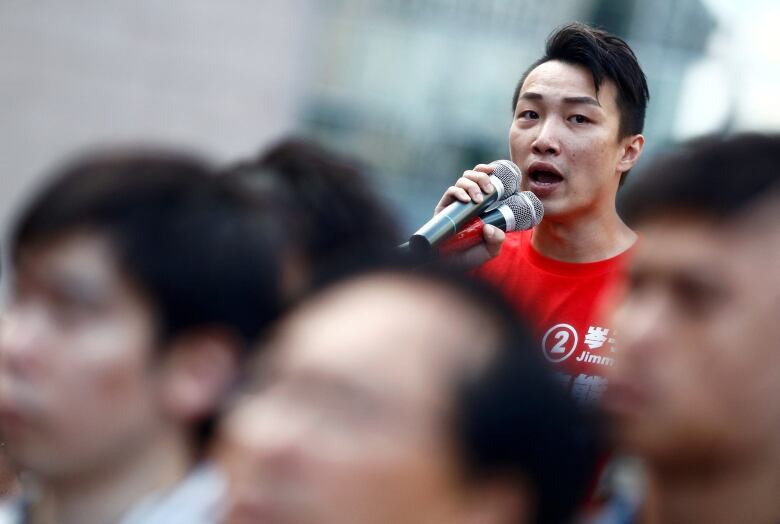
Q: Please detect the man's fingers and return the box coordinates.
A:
[434,186,471,215]
[433,162,498,217]
[473,163,496,174]
[463,170,495,195]
[483,225,506,258]
[455,177,485,204]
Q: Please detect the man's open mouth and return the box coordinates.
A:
[526,163,564,197]
[529,170,564,185]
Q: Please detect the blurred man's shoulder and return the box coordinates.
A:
[0,497,24,524]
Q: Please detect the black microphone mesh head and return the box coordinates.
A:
[488,160,521,196]
[505,191,544,230]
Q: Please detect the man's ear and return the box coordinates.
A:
[158,329,242,424]
[460,477,533,524]
[617,134,645,176]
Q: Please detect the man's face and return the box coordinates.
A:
[510,60,632,219]
[218,277,498,524]
[0,232,164,479]
[603,214,780,465]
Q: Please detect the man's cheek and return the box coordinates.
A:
[97,357,146,402]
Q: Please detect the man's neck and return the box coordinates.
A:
[642,451,780,524]
[30,430,192,524]
[532,204,636,263]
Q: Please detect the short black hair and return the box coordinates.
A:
[224,138,400,290]
[443,273,601,524]
[307,263,602,524]
[512,22,649,184]
[620,133,780,225]
[10,149,282,347]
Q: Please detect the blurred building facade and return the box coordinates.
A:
[300,0,716,232]
[4,0,778,239]
[0,0,314,230]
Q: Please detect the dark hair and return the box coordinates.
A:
[445,274,601,524]
[308,263,602,524]
[10,149,282,347]
[620,133,780,225]
[512,22,649,185]
[224,138,400,291]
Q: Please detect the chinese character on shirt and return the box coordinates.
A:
[584,326,610,350]
[571,374,608,405]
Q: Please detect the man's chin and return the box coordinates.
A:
[531,197,567,220]
[527,180,564,199]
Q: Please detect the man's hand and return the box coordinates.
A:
[434,164,497,213]
[432,164,505,268]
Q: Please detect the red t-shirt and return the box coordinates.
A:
[475,229,634,406]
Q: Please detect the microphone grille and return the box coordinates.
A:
[488,160,521,196]
[504,191,544,230]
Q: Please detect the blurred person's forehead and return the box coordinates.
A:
[260,274,497,392]
[633,214,727,265]
[632,210,780,284]
[15,231,127,295]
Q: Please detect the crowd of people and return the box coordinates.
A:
[0,21,778,524]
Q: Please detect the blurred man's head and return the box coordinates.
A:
[0,150,281,481]
[224,138,399,299]
[605,133,780,468]
[510,22,648,218]
[219,268,598,524]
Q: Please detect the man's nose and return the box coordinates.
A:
[531,118,562,156]
[614,291,669,361]
[0,308,46,378]
[236,399,318,480]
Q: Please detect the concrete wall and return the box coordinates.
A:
[0,0,313,230]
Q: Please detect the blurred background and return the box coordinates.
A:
[1,0,779,236]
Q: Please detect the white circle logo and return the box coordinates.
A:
[542,324,578,363]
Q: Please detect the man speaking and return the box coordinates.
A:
[433,22,649,404]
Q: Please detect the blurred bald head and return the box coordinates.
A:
[219,268,598,524]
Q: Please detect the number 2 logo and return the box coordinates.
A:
[542,324,578,363]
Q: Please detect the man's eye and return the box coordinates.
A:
[518,110,539,120]
[627,272,647,293]
[50,303,93,328]
[569,114,589,124]
[672,279,724,318]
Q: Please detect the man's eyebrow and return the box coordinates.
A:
[519,92,601,107]
[563,96,601,107]
[519,92,543,100]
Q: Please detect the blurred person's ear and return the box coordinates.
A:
[158,330,241,423]
[461,478,532,524]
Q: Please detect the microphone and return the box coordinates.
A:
[437,192,543,256]
[409,160,521,254]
